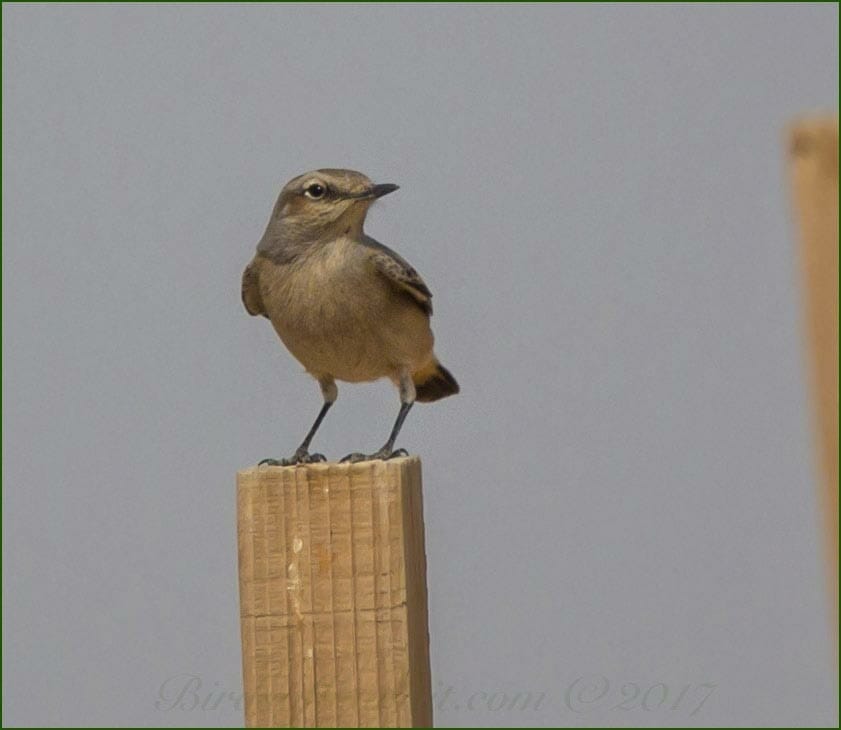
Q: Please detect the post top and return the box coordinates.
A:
[237,454,420,479]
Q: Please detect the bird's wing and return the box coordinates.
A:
[362,235,433,315]
[241,259,266,317]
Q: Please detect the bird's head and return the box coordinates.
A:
[269,169,399,240]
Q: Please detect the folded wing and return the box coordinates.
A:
[362,235,433,316]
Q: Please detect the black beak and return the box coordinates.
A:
[370,183,399,199]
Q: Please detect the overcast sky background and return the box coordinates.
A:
[3,3,838,727]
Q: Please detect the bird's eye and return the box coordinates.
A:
[304,183,326,199]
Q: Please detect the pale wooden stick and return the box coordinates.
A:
[237,456,432,727]
[788,115,839,630]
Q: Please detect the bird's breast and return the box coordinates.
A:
[257,239,430,381]
[266,239,371,331]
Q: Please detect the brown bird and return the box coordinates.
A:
[242,169,459,464]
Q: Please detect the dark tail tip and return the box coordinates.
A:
[415,363,460,402]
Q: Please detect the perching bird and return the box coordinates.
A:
[242,169,459,464]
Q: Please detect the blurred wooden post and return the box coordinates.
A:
[788,116,839,629]
[236,456,433,728]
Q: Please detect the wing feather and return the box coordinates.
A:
[362,235,433,315]
[241,260,266,317]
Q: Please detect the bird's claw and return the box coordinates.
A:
[259,450,326,466]
[339,452,367,464]
[340,447,408,464]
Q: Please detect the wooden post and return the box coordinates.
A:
[236,456,433,728]
[788,116,839,629]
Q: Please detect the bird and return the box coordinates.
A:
[242,168,459,465]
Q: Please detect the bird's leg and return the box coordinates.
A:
[260,377,336,466]
[341,370,415,463]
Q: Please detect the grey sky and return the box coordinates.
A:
[3,3,838,727]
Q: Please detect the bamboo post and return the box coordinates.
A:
[788,116,839,629]
[236,456,433,728]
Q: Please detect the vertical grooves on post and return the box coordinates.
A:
[237,457,431,727]
[283,469,296,727]
[391,460,408,727]
[304,467,317,725]
[347,463,361,726]
[325,464,338,726]
[369,461,383,728]
[381,460,399,727]
[265,475,274,729]
[261,476,272,727]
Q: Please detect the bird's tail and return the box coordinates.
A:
[412,357,460,402]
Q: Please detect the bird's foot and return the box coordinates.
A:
[339,447,408,464]
[259,449,326,467]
